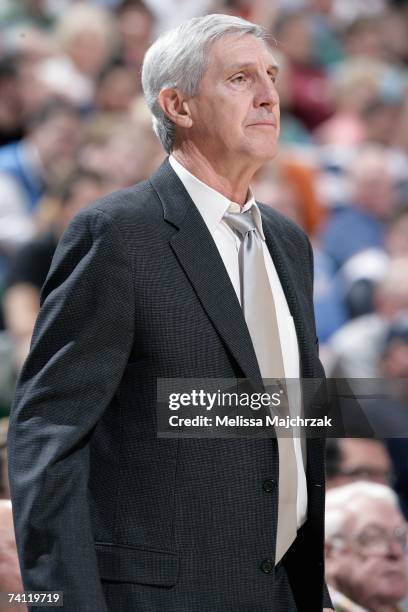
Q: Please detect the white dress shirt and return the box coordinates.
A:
[169,155,308,528]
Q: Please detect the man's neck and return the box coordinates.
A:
[172,147,259,206]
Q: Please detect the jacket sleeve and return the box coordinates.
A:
[7,206,135,612]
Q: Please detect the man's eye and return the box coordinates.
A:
[231,74,246,83]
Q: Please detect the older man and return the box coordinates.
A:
[8,14,332,612]
[325,482,408,611]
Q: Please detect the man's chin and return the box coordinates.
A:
[243,140,279,160]
[257,147,279,162]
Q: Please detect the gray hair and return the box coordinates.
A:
[325,481,398,542]
[141,14,270,154]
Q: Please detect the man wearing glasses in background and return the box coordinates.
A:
[325,482,408,611]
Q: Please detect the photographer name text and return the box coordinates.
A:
[168,415,332,427]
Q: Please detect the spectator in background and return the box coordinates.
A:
[315,59,403,147]
[115,0,155,81]
[380,5,408,65]
[36,3,118,108]
[221,0,281,28]
[0,0,54,31]
[361,97,403,149]
[94,59,139,113]
[325,482,408,612]
[341,17,385,61]
[253,156,325,233]
[3,168,111,371]
[3,23,55,63]
[331,0,388,27]
[332,203,408,321]
[0,99,81,255]
[305,0,344,68]
[253,168,306,227]
[320,145,398,271]
[271,50,316,146]
[12,52,57,120]
[143,0,215,34]
[338,246,389,320]
[79,100,165,188]
[325,438,393,489]
[273,10,334,131]
[329,258,408,377]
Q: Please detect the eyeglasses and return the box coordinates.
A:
[332,524,408,556]
[337,467,393,484]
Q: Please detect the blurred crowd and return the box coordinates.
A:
[0,0,407,610]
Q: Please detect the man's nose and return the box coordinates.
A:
[386,536,405,559]
[254,77,279,108]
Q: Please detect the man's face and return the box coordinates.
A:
[381,340,408,379]
[34,112,81,165]
[337,439,392,486]
[328,499,408,608]
[351,155,396,219]
[186,34,280,167]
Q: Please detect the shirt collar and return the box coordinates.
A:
[169,154,265,240]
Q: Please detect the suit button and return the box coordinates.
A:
[260,559,274,574]
[263,479,277,492]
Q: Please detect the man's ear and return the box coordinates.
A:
[158,88,193,128]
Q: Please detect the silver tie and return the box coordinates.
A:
[224,209,298,564]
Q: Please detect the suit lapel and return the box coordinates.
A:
[149,159,262,383]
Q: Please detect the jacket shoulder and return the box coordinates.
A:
[85,180,160,224]
[65,179,165,250]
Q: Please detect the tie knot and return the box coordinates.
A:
[223,209,257,238]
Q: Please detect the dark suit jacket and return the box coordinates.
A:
[8,159,332,611]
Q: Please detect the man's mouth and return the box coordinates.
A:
[248,120,277,128]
